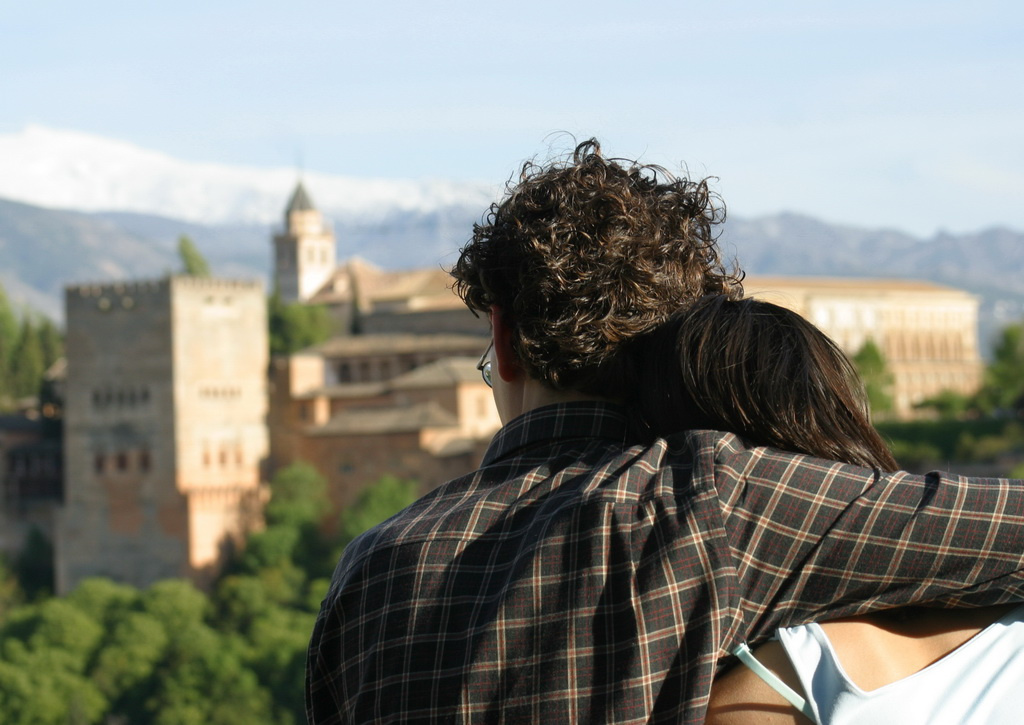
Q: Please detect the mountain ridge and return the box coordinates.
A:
[2,195,1022,355]
[1,125,1021,348]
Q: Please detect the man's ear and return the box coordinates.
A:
[490,305,523,383]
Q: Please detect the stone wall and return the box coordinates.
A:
[58,277,267,593]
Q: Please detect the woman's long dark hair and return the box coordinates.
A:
[633,295,898,471]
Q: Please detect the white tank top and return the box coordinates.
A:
[776,604,1024,724]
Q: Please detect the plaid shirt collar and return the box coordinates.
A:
[481,401,632,466]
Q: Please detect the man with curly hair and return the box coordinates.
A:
[306,140,1024,724]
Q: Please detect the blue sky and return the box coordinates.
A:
[3,0,1023,236]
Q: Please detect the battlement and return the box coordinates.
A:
[67,276,263,296]
[167,275,264,293]
[67,277,166,297]
[65,276,264,314]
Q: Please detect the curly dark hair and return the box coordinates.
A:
[451,139,743,396]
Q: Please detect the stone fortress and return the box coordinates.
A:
[0,181,987,593]
[59,277,268,592]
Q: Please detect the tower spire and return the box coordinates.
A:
[286,181,316,216]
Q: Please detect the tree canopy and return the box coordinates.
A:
[975,321,1024,414]
[0,283,64,409]
[268,292,332,356]
[177,235,212,277]
[0,469,423,724]
[852,339,894,417]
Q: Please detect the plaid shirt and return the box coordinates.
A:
[306,402,1024,724]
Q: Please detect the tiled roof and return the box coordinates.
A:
[310,401,459,435]
[295,382,388,400]
[307,333,486,357]
[286,182,316,213]
[308,257,465,311]
[745,275,970,295]
[389,358,482,389]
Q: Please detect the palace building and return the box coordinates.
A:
[745,276,983,417]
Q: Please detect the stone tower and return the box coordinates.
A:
[57,276,268,593]
[273,182,337,302]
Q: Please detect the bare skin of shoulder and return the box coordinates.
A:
[705,604,1018,725]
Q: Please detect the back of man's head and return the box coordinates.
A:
[451,138,743,399]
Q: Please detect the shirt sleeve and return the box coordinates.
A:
[711,434,1024,643]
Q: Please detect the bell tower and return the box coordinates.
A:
[273,182,337,302]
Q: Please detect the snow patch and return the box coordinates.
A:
[0,125,499,225]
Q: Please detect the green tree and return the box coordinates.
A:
[140,580,209,634]
[261,461,334,580]
[15,526,54,600]
[10,316,45,399]
[177,235,212,277]
[337,474,420,548]
[954,423,1024,462]
[237,526,302,574]
[246,605,314,722]
[0,556,23,622]
[0,599,109,723]
[35,317,63,370]
[90,610,168,716]
[977,322,1024,414]
[212,575,276,633]
[144,614,275,725]
[0,474,422,725]
[0,285,19,404]
[231,463,332,602]
[852,339,894,417]
[266,461,330,529]
[0,568,321,724]
[914,389,973,420]
[268,291,332,356]
[65,578,139,625]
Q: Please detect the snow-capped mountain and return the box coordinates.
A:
[3,124,1024,348]
[0,125,499,225]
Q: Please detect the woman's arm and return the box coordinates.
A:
[706,642,810,725]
